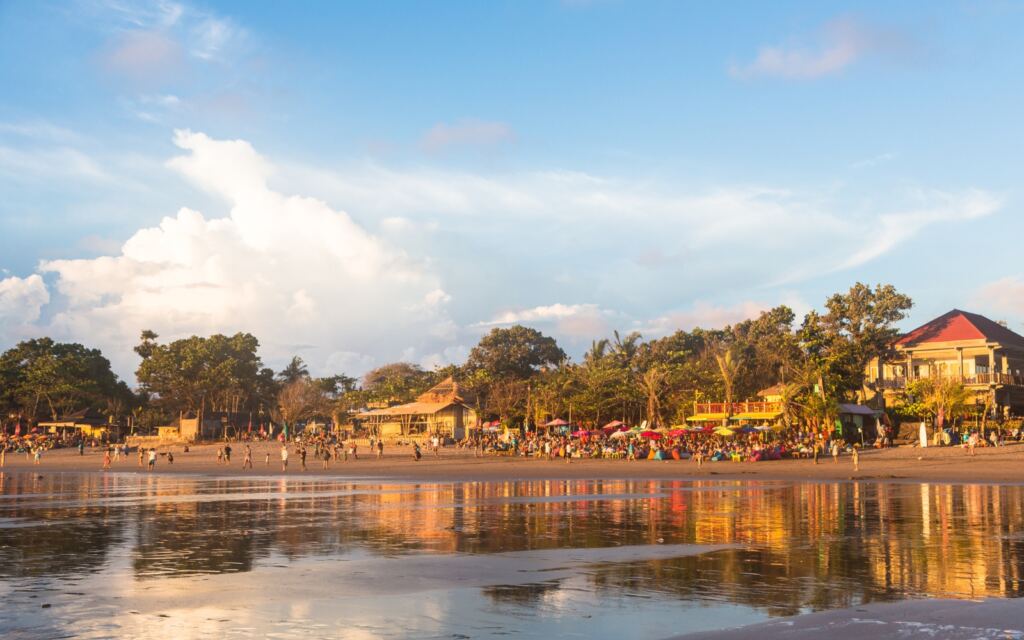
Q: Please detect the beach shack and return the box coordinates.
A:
[357,377,477,440]
[38,407,114,439]
[836,403,881,444]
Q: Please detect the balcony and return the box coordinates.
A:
[874,372,1024,390]
[695,401,782,415]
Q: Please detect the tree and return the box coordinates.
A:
[274,378,329,429]
[277,356,310,384]
[714,346,743,415]
[135,331,266,415]
[361,362,434,403]
[800,283,913,399]
[466,326,566,380]
[0,338,131,422]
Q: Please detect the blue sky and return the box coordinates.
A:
[1,0,1022,378]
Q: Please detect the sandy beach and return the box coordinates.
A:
[4,440,1024,483]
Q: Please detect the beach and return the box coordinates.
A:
[4,440,1024,484]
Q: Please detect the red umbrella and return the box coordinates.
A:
[544,418,569,427]
[668,429,687,437]
[640,430,662,439]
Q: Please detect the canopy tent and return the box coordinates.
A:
[838,404,879,416]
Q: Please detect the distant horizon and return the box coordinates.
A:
[2,1,1022,382]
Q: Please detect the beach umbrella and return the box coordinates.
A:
[609,430,629,439]
[544,418,569,427]
[640,430,662,440]
[668,429,688,437]
[602,420,624,430]
[714,426,736,437]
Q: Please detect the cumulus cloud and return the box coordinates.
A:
[0,274,49,336]
[730,16,909,80]
[35,130,454,377]
[421,119,515,152]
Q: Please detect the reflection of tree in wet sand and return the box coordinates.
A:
[3,474,1024,617]
[0,474,126,578]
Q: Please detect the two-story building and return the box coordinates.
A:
[864,309,1024,417]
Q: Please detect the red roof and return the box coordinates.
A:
[896,309,1024,348]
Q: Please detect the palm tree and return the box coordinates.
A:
[277,356,309,384]
[714,346,742,417]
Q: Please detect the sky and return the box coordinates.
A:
[1,0,1023,380]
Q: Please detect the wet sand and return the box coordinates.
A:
[4,440,1024,484]
[671,597,1024,640]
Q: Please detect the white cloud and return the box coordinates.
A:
[33,131,452,377]
[730,16,908,80]
[478,303,613,339]
[637,301,769,337]
[835,188,1001,271]
[975,276,1024,325]
[0,274,49,336]
[421,119,515,152]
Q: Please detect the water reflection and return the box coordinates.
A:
[1,473,1022,638]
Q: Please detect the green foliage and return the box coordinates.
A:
[466,325,566,380]
[135,331,271,415]
[361,362,434,404]
[0,338,132,421]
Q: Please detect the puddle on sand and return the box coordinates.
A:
[2,474,1023,639]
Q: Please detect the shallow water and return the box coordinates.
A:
[1,473,1023,638]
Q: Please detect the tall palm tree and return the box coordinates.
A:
[277,356,309,384]
[714,347,742,416]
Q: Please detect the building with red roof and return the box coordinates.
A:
[865,309,1024,416]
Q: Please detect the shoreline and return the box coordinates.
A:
[4,441,1024,484]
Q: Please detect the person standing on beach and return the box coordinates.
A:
[376,439,384,459]
[264,450,270,466]
[147,448,156,471]
[112,444,120,463]
[242,445,253,469]
[280,444,289,471]
[300,446,307,471]
[138,446,145,467]
[967,432,978,456]
[102,448,111,470]
[78,439,85,456]
[852,446,859,472]
[831,440,840,463]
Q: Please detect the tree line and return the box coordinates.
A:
[3,282,966,432]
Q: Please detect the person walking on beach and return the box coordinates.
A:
[376,439,384,459]
[242,445,253,469]
[412,441,422,461]
[102,448,111,470]
[431,434,440,458]
[224,444,232,464]
[112,444,120,463]
[831,440,840,464]
[280,444,289,471]
[147,448,156,471]
[299,446,307,471]
[138,446,145,467]
[967,431,978,456]
[78,439,85,456]
[33,447,42,465]
[264,450,270,466]
[167,452,174,465]
[852,446,859,472]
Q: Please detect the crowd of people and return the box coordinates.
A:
[3,420,1024,472]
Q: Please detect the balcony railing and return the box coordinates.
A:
[874,372,1024,390]
[695,401,782,415]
